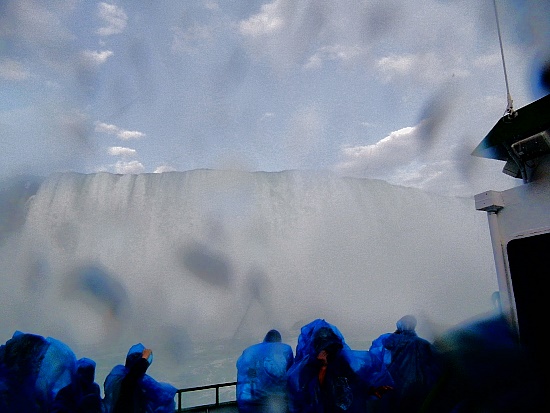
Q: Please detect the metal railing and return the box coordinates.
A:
[175,381,237,412]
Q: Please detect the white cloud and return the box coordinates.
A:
[0,0,533,193]
[108,146,136,157]
[337,126,419,173]
[260,112,275,121]
[377,54,415,78]
[117,130,145,140]
[236,0,331,71]
[114,160,144,174]
[376,52,468,84]
[204,1,220,12]
[154,165,177,173]
[238,1,284,36]
[168,0,229,55]
[332,116,514,197]
[332,123,468,194]
[0,58,29,81]
[97,2,127,36]
[94,122,119,135]
[94,122,145,140]
[304,44,366,69]
[80,50,113,66]
[391,159,448,189]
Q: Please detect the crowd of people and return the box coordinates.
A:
[1,311,545,412]
[0,331,176,413]
[236,313,546,413]
[236,316,440,413]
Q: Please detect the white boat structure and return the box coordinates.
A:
[473,92,549,364]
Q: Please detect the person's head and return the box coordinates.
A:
[396,315,417,332]
[263,329,282,343]
[313,326,343,361]
[76,358,96,385]
[125,343,150,368]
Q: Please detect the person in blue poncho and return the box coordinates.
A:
[103,343,177,413]
[287,319,393,413]
[236,329,295,413]
[368,315,442,413]
[0,331,76,413]
[50,357,104,413]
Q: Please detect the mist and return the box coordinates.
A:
[0,169,498,386]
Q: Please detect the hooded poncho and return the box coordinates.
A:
[236,330,294,413]
[103,343,176,413]
[287,319,394,413]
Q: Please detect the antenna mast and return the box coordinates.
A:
[493,0,515,118]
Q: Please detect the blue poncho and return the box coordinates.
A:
[0,331,77,413]
[369,315,442,412]
[103,343,176,413]
[236,330,294,413]
[50,357,104,413]
[287,319,394,413]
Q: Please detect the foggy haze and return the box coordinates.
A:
[0,170,498,386]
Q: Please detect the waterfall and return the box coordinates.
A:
[0,170,497,386]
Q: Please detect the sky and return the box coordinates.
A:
[1,0,549,197]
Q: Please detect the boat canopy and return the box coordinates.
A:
[472,93,550,181]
